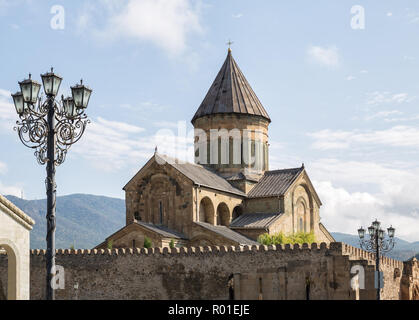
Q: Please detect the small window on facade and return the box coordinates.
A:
[134,211,140,221]
[159,201,163,225]
[299,217,303,232]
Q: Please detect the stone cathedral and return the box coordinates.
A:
[96,49,334,249]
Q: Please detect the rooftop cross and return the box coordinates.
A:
[226,39,234,52]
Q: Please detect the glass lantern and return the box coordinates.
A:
[11,92,26,115]
[19,74,41,104]
[358,227,365,239]
[71,80,92,109]
[62,97,77,117]
[41,68,63,96]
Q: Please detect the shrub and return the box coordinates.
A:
[144,236,152,249]
[169,239,175,249]
[257,231,315,245]
[107,239,113,250]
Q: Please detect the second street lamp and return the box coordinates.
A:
[11,68,92,300]
[358,219,395,300]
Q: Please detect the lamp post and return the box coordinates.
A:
[11,68,91,300]
[357,220,395,300]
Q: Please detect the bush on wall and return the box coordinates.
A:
[258,231,316,245]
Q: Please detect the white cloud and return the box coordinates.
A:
[307,45,340,67]
[0,161,7,174]
[365,110,403,121]
[310,159,419,241]
[73,117,193,171]
[346,75,356,81]
[387,12,393,17]
[315,180,419,242]
[232,13,243,19]
[0,182,21,197]
[0,88,17,130]
[308,126,419,150]
[366,92,413,105]
[0,161,21,197]
[79,0,203,55]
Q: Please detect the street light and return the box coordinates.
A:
[358,219,395,300]
[11,68,91,300]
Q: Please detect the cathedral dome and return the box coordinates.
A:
[191,49,271,125]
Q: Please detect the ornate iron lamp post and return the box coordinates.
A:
[11,68,91,300]
[357,220,395,300]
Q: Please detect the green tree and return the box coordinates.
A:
[144,236,152,249]
[257,231,316,245]
[107,239,113,250]
[169,239,175,249]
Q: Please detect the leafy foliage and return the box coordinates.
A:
[144,236,152,249]
[169,239,175,249]
[258,231,316,245]
[107,239,113,250]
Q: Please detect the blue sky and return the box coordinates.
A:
[1,0,419,241]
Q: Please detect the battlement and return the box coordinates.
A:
[342,243,404,269]
[30,242,345,257]
[3,241,412,300]
[28,242,405,269]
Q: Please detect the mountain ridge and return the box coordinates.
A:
[5,194,125,249]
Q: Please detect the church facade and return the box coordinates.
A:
[96,50,334,250]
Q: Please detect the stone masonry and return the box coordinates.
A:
[1,242,417,300]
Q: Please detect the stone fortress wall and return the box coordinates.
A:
[1,242,417,300]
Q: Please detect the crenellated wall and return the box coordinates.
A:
[0,242,417,300]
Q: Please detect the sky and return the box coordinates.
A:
[1,0,419,241]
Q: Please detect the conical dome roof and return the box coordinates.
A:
[191,50,271,124]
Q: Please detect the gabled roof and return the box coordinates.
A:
[230,213,283,230]
[96,222,189,248]
[136,222,188,239]
[0,194,35,230]
[191,49,271,124]
[124,153,246,197]
[194,222,259,245]
[247,167,304,198]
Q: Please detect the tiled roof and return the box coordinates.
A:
[156,153,246,197]
[226,172,261,182]
[191,50,270,123]
[230,213,283,229]
[247,167,304,198]
[136,222,188,240]
[194,222,259,245]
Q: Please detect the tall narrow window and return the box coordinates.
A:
[228,274,234,300]
[299,218,303,232]
[258,277,263,300]
[159,201,163,225]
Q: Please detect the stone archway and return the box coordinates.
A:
[0,240,20,300]
[199,197,215,225]
[292,183,314,233]
[216,202,230,226]
[296,198,307,232]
